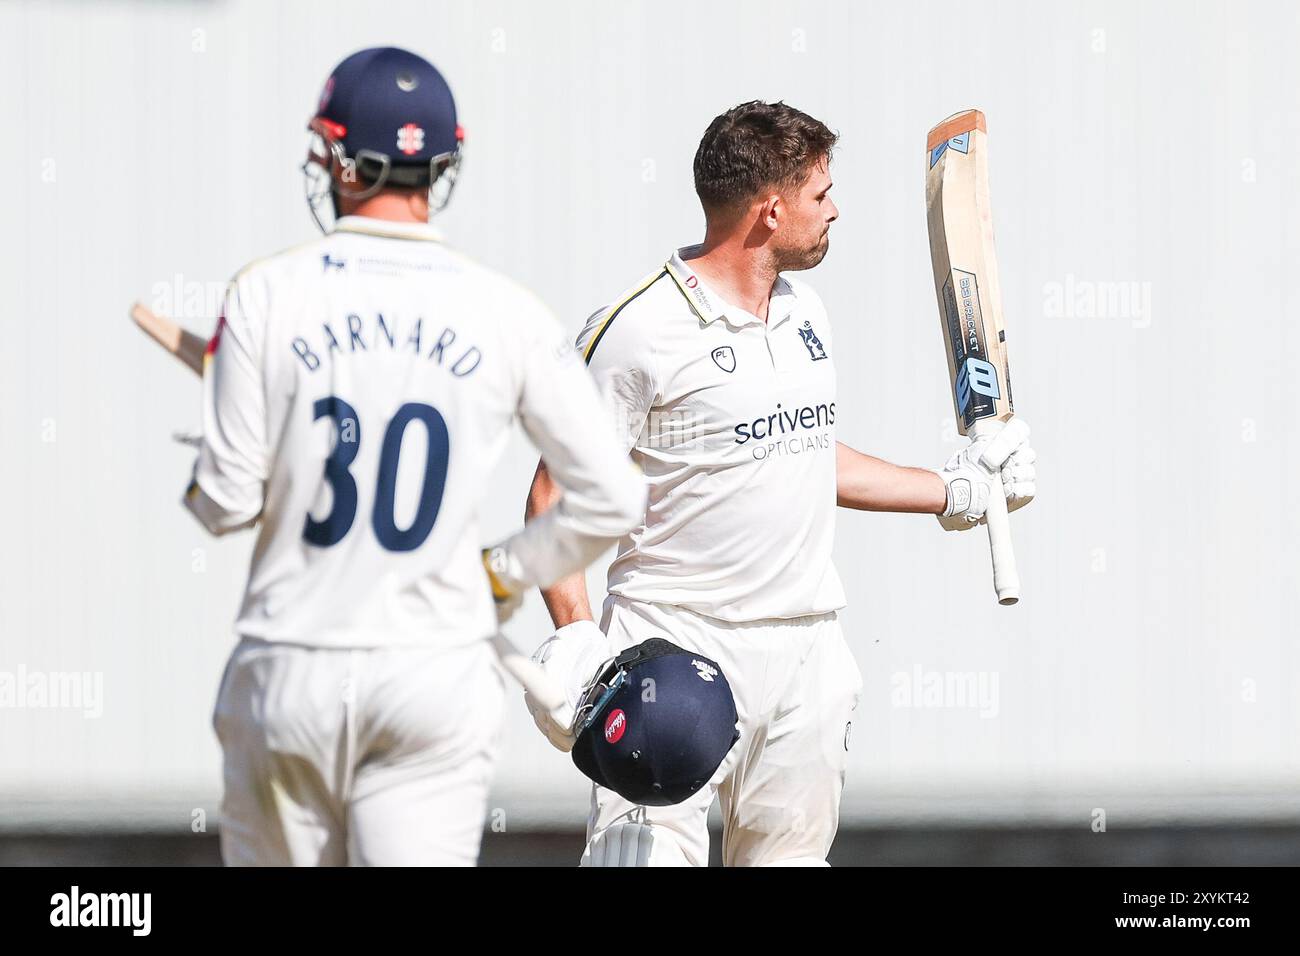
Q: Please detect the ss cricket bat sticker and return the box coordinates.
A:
[941,267,1009,429]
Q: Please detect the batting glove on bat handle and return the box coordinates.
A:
[934,417,1033,531]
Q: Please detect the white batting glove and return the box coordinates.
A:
[1002,441,1037,515]
[934,418,1035,531]
[525,620,613,753]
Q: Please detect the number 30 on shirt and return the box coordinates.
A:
[303,395,449,552]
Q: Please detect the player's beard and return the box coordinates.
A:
[808,230,831,266]
[777,229,830,272]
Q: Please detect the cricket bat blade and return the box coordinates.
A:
[130,302,207,376]
[925,109,1022,606]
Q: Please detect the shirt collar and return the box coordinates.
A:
[332,216,444,243]
[665,248,726,327]
[665,248,797,330]
[767,276,797,329]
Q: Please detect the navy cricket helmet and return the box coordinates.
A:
[572,638,740,807]
[303,47,464,230]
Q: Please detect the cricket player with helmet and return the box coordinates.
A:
[525,101,1037,866]
[183,47,645,866]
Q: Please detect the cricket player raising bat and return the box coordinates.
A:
[181,47,644,866]
[525,102,1037,866]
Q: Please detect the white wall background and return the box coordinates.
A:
[1,0,1297,830]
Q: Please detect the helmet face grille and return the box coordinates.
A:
[302,123,463,232]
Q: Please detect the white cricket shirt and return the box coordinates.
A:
[185,216,643,648]
[577,249,846,623]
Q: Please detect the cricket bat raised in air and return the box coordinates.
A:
[127,301,570,716]
[130,302,207,375]
[925,109,1021,606]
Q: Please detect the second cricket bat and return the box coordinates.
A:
[925,109,1020,605]
[130,302,207,375]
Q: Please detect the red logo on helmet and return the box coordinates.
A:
[397,123,425,155]
[685,275,699,289]
[604,709,627,743]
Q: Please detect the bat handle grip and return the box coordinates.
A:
[984,483,1020,605]
[970,417,1021,605]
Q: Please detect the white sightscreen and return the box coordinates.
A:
[0,0,1296,830]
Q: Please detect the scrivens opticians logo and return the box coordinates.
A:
[733,400,832,463]
[734,401,835,444]
[733,401,836,462]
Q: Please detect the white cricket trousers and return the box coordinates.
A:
[583,596,864,867]
[212,636,505,866]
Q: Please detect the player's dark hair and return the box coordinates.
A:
[693,101,838,214]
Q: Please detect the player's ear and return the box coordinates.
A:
[760,193,782,231]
